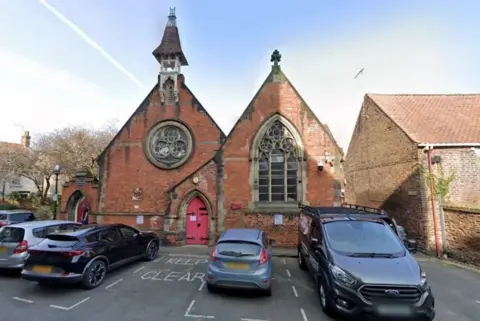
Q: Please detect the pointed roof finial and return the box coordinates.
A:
[271,49,281,66]
[167,7,176,27]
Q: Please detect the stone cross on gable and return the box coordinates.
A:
[271,49,282,66]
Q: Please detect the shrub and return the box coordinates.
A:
[0,203,19,210]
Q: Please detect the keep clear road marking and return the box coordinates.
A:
[154,255,165,263]
[300,308,308,321]
[292,285,299,297]
[12,297,33,304]
[198,281,206,291]
[184,300,214,319]
[168,253,209,259]
[105,278,123,289]
[50,297,90,311]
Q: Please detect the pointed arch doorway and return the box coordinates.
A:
[185,197,209,245]
[66,190,90,223]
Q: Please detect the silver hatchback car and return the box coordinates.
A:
[207,228,275,296]
[0,220,82,269]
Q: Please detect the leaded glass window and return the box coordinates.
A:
[257,121,298,202]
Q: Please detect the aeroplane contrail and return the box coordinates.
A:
[39,0,147,91]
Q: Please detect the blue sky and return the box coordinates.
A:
[0,0,479,149]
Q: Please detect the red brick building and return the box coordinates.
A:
[345,94,480,262]
[60,10,344,247]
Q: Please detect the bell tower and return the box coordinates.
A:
[152,7,188,106]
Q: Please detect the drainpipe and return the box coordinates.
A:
[425,145,441,258]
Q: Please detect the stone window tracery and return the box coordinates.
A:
[144,121,193,169]
[257,120,299,202]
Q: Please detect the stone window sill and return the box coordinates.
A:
[246,201,309,214]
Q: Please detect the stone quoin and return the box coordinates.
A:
[59,8,345,247]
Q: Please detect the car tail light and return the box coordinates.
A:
[61,250,85,257]
[210,246,217,261]
[259,248,268,265]
[13,240,28,254]
[0,221,6,226]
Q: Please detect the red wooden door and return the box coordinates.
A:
[185,197,209,245]
[76,198,89,223]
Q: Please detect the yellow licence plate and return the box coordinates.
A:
[32,265,53,273]
[0,247,6,254]
[225,263,249,270]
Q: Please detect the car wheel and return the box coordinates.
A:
[298,250,307,270]
[81,260,107,289]
[207,283,218,293]
[144,241,159,261]
[318,278,336,317]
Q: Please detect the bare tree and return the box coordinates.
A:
[5,120,118,204]
[0,143,20,201]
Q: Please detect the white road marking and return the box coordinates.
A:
[184,300,214,319]
[286,269,291,278]
[300,308,308,321]
[292,285,299,297]
[154,255,165,263]
[282,258,286,265]
[50,297,90,311]
[12,297,33,303]
[476,301,480,305]
[241,319,268,321]
[105,278,123,289]
[133,266,145,273]
[198,281,206,291]
[169,253,209,259]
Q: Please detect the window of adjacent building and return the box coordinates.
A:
[257,120,299,202]
[9,177,21,187]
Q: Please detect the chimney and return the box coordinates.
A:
[21,131,31,148]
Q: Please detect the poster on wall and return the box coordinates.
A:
[299,213,312,235]
[136,215,144,225]
[274,214,283,225]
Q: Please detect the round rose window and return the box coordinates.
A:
[144,121,193,169]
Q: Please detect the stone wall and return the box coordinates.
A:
[443,205,480,265]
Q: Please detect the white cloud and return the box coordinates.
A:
[0,50,135,143]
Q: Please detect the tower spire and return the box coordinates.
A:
[153,8,188,106]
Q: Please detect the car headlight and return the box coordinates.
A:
[420,269,428,288]
[330,264,356,287]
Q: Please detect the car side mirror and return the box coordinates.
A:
[404,239,417,253]
[268,238,276,245]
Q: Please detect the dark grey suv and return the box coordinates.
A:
[297,204,435,320]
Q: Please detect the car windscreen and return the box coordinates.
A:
[0,227,25,242]
[0,214,7,220]
[324,220,405,257]
[216,241,261,257]
[41,234,81,248]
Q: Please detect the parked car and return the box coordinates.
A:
[0,220,81,270]
[0,210,36,226]
[207,228,275,296]
[21,223,160,289]
[297,204,435,321]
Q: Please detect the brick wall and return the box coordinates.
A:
[167,160,218,245]
[219,66,343,247]
[443,205,480,265]
[96,75,223,233]
[345,96,428,245]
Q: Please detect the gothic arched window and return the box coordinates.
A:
[257,120,299,202]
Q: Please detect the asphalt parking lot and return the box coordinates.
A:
[0,249,478,321]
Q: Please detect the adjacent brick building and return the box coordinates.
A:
[345,94,480,262]
[59,9,344,247]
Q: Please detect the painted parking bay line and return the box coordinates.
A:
[168,253,209,259]
[300,308,308,321]
[184,300,214,319]
[50,297,90,311]
[12,297,33,304]
[105,278,123,289]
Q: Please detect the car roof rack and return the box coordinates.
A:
[298,203,388,219]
